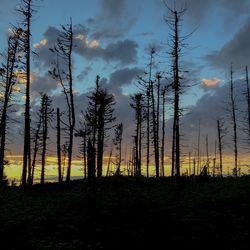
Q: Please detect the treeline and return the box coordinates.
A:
[0,0,249,186]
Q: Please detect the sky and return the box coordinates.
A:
[1,0,250,174]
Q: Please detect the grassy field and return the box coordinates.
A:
[0,176,250,249]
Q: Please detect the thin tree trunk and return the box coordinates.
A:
[197,121,201,175]
[161,88,166,177]
[206,134,209,174]
[151,76,159,177]
[66,19,75,183]
[106,148,113,177]
[57,108,62,183]
[41,95,48,185]
[31,116,41,184]
[172,10,181,178]
[83,132,87,178]
[22,0,32,186]
[213,140,217,177]
[0,35,19,183]
[230,64,238,177]
[245,66,250,142]
[188,152,191,176]
[217,120,223,177]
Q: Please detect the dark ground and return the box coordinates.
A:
[0,176,249,250]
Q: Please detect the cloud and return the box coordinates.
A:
[31,73,58,96]
[34,25,139,67]
[74,38,138,65]
[77,64,93,81]
[33,39,47,49]
[109,67,143,88]
[176,79,247,154]
[89,0,139,39]
[160,0,250,28]
[206,18,250,69]
[201,77,222,90]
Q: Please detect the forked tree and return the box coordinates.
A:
[49,19,75,183]
[85,76,116,178]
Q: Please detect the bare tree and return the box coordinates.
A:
[197,121,201,175]
[75,122,88,178]
[151,72,161,177]
[113,123,123,175]
[49,19,75,183]
[229,64,238,176]
[85,76,116,178]
[206,134,209,174]
[161,86,167,177]
[0,29,21,184]
[31,114,42,185]
[245,66,250,142]
[217,120,223,177]
[130,93,144,176]
[40,94,53,185]
[164,4,187,178]
[137,47,155,178]
[17,0,36,186]
[57,108,63,183]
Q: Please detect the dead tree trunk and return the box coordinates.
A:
[19,0,33,186]
[197,121,201,175]
[31,116,42,184]
[245,66,250,142]
[206,134,209,174]
[217,120,223,177]
[230,64,238,176]
[0,31,20,184]
[57,108,62,183]
[66,20,75,183]
[41,95,48,185]
[161,87,167,177]
[87,140,96,181]
[151,70,159,177]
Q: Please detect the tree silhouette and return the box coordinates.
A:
[164,3,187,178]
[85,76,116,178]
[31,111,42,185]
[57,108,63,183]
[161,86,167,177]
[113,123,123,175]
[0,28,21,184]
[229,64,238,176]
[245,66,250,143]
[130,93,144,176]
[49,19,75,183]
[138,47,155,178]
[17,0,36,186]
[40,94,53,185]
[217,120,224,177]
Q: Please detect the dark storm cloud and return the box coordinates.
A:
[206,18,250,70]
